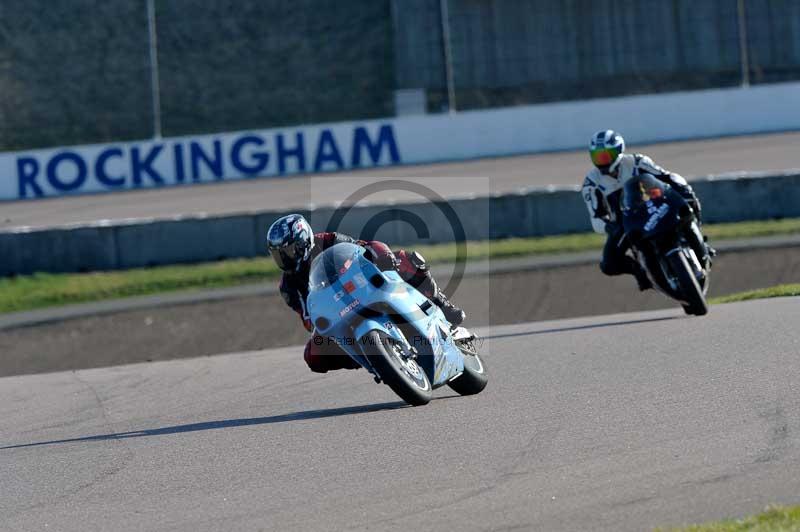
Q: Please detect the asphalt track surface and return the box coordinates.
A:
[2,297,799,531]
[2,131,799,230]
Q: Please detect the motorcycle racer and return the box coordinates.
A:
[267,214,466,373]
[581,130,713,290]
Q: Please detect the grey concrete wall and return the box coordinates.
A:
[2,172,799,276]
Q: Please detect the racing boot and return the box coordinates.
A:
[689,197,716,262]
[401,251,466,327]
[416,273,465,327]
[429,290,466,327]
[704,235,716,260]
[688,220,714,268]
[688,196,703,225]
[702,240,716,269]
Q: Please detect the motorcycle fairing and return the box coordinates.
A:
[306,244,464,387]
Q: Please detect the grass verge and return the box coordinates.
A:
[710,284,800,305]
[1,217,799,315]
[658,504,800,531]
[0,258,281,314]
[702,217,800,241]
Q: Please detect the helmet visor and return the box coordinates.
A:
[590,147,620,167]
[269,244,298,271]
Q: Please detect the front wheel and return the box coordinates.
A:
[667,251,708,316]
[448,335,488,396]
[362,330,432,406]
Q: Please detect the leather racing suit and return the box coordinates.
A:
[580,153,702,287]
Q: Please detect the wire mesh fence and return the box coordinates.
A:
[0,0,395,150]
[452,0,745,108]
[0,0,153,150]
[1,0,798,151]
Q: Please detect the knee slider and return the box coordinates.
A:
[304,339,329,373]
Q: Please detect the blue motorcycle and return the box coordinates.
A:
[306,243,487,406]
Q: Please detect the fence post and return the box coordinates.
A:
[737,0,751,87]
[439,0,457,113]
[147,0,163,138]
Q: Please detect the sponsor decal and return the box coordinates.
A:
[339,299,360,317]
[644,203,670,231]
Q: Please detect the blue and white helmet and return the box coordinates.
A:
[267,214,315,272]
[589,130,626,174]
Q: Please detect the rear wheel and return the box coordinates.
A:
[362,330,431,406]
[448,335,488,396]
[667,251,708,316]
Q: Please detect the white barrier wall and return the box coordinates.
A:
[2,82,800,201]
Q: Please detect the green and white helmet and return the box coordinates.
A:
[589,130,625,174]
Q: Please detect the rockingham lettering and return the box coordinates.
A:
[189,140,224,181]
[351,125,399,168]
[95,147,125,188]
[230,135,270,176]
[131,145,165,186]
[47,151,88,192]
[16,157,41,198]
[7,123,401,199]
[276,132,306,174]
[313,130,345,172]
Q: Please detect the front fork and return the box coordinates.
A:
[686,221,708,267]
[351,319,418,383]
[662,223,709,295]
[632,216,709,297]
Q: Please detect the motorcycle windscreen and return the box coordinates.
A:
[621,174,667,213]
[308,242,363,291]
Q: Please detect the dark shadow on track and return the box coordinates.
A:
[2,395,462,450]
[485,315,680,341]
[1,400,417,450]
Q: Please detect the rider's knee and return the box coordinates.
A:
[363,241,398,272]
[304,338,329,373]
[600,259,620,276]
[396,250,426,277]
[304,336,359,373]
